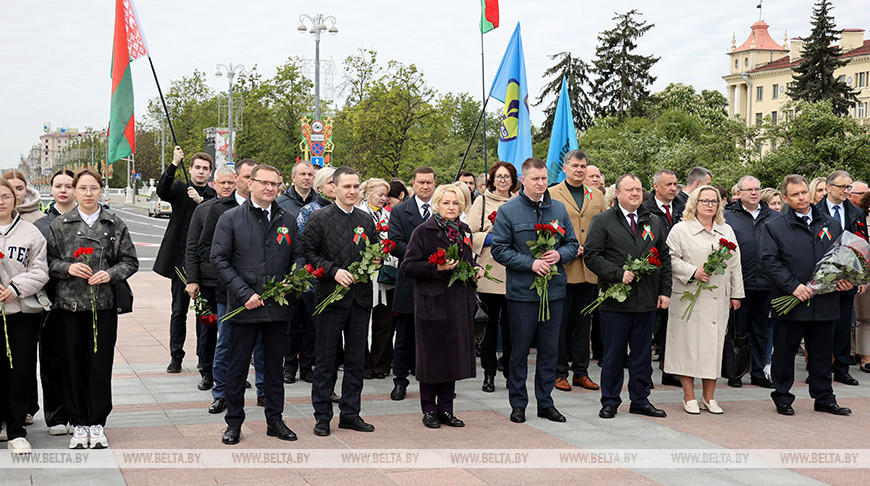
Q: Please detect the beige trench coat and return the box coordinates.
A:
[664,219,745,379]
[467,190,514,295]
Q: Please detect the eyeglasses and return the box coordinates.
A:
[851,191,867,197]
[698,199,719,206]
[76,186,102,194]
[252,179,281,189]
[829,183,852,191]
[0,195,13,202]
[493,175,512,181]
[739,187,761,193]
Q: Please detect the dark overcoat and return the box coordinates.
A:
[389,196,426,314]
[401,216,477,384]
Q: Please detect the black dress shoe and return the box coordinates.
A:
[727,377,742,388]
[330,392,341,403]
[629,404,667,418]
[314,419,330,437]
[833,372,859,386]
[245,380,252,389]
[283,371,296,384]
[166,358,182,374]
[775,403,795,415]
[300,370,314,383]
[422,412,441,429]
[482,375,495,393]
[750,377,775,389]
[661,372,681,387]
[266,420,298,441]
[222,425,240,445]
[374,372,386,379]
[599,405,617,419]
[390,383,407,401]
[861,363,870,374]
[509,406,525,423]
[437,411,465,427]
[363,372,374,380]
[537,407,567,423]
[338,416,375,432]
[257,397,266,407]
[208,398,227,414]
[814,402,852,415]
[197,376,214,391]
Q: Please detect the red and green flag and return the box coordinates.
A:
[480,0,499,34]
[109,0,149,165]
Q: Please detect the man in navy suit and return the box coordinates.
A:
[387,166,436,401]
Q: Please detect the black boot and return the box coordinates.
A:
[482,374,495,393]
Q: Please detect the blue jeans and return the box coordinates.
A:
[212,302,265,399]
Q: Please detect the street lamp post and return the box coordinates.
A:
[297,13,338,121]
[215,63,245,165]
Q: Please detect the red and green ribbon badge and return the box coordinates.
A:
[642,224,654,241]
[819,226,832,240]
[549,220,566,236]
[353,226,368,245]
[463,231,472,248]
[584,186,591,201]
[276,226,290,244]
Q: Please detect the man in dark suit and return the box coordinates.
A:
[818,170,866,387]
[154,147,216,373]
[211,164,303,444]
[387,166,436,401]
[584,174,672,420]
[760,174,852,416]
[674,166,711,208]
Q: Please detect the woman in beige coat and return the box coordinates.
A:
[467,161,517,392]
[665,185,744,415]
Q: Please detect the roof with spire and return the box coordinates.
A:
[732,21,787,52]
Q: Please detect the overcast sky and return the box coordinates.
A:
[2,0,869,169]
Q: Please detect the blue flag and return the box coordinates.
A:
[546,77,578,183]
[489,23,532,173]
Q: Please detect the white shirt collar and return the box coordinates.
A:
[234,192,246,206]
[78,207,101,227]
[618,203,637,222]
[252,200,270,220]
[415,195,431,217]
[797,210,813,225]
[654,196,671,213]
[826,199,846,229]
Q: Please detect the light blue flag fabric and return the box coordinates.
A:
[546,77,578,183]
[489,23,532,174]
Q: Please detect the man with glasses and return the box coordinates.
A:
[725,176,781,388]
[212,164,304,444]
[819,170,867,387]
[849,181,868,207]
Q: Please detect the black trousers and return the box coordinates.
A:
[169,272,191,361]
[392,312,416,387]
[224,320,287,427]
[365,289,394,375]
[591,310,603,361]
[507,299,562,409]
[479,293,510,378]
[557,283,596,378]
[59,309,118,427]
[654,308,669,371]
[197,286,218,378]
[285,294,316,374]
[832,292,855,376]
[771,319,836,407]
[39,310,67,427]
[599,310,655,408]
[0,313,40,440]
[734,290,772,381]
[312,302,370,421]
[419,381,455,414]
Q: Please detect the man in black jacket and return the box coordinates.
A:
[387,166,436,401]
[154,147,216,373]
[303,166,379,437]
[584,174,672,420]
[212,164,304,444]
[724,176,780,389]
[760,174,852,416]
[674,166,711,208]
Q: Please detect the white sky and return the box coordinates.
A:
[2,0,869,169]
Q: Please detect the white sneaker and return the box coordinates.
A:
[0,423,7,441]
[683,399,701,414]
[48,424,70,436]
[8,437,32,454]
[69,425,89,449]
[89,425,108,449]
[24,414,34,425]
[699,397,724,414]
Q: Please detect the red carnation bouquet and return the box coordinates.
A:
[314,237,396,315]
[583,248,662,315]
[221,263,320,322]
[74,247,99,353]
[679,238,736,320]
[0,251,10,367]
[429,244,503,287]
[527,221,566,321]
[487,211,498,224]
[174,267,217,327]
[376,220,389,234]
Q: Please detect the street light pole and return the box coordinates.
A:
[297,13,338,121]
[215,63,245,165]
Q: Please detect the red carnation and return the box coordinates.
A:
[437,248,446,257]
[719,238,729,247]
[313,266,325,278]
[727,242,737,251]
[543,224,557,235]
[428,254,438,265]
[650,247,659,257]
[534,224,544,231]
[438,257,447,265]
[488,211,497,223]
[305,263,315,274]
[0,251,6,259]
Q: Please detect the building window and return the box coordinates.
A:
[771,111,778,126]
[858,102,868,119]
[734,59,738,69]
[755,113,763,126]
[859,72,868,88]
[745,58,749,67]
[772,84,779,99]
[756,86,763,101]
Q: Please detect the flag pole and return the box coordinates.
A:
[480,31,488,177]
[455,98,489,181]
[147,55,189,182]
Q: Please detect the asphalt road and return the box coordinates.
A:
[109,205,168,269]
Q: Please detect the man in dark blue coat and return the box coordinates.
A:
[212,164,304,444]
[760,174,852,416]
[491,157,579,424]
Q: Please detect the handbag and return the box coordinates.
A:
[721,309,752,380]
[19,289,52,314]
[108,218,134,314]
[473,298,489,345]
[377,264,397,285]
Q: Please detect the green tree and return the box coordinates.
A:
[591,10,659,118]
[534,52,593,142]
[339,48,382,107]
[788,0,858,116]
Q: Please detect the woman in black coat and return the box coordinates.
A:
[401,183,482,429]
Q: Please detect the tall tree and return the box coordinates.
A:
[533,52,593,142]
[787,0,858,116]
[591,10,659,118]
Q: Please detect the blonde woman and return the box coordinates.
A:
[2,170,44,224]
[760,188,783,212]
[809,177,827,205]
[665,185,744,415]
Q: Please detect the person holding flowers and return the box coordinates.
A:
[46,169,138,449]
[491,157,579,425]
[0,177,49,454]
[664,185,744,415]
[401,184,482,429]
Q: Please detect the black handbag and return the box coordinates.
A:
[721,309,751,380]
[474,298,489,345]
[108,218,134,314]
[377,264,397,285]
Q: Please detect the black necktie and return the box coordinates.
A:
[801,215,810,226]
[422,203,430,220]
[629,213,637,236]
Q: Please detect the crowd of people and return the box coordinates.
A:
[1,146,866,453]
